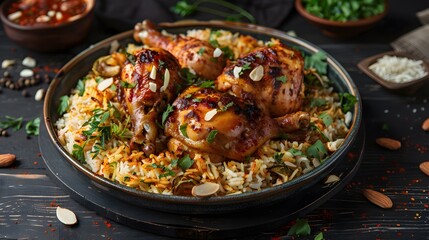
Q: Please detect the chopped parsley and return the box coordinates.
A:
[198,47,205,55]
[206,129,218,143]
[318,112,333,126]
[161,104,174,127]
[72,144,86,164]
[339,92,357,113]
[58,95,69,115]
[288,148,303,156]
[273,152,284,164]
[307,140,327,160]
[220,46,234,60]
[304,51,327,75]
[76,79,85,96]
[179,123,188,138]
[287,218,311,237]
[276,75,288,83]
[25,117,40,136]
[219,102,234,112]
[177,154,194,171]
[192,98,202,103]
[314,232,325,240]
[120,81,136,89]
[309,98,327,107]
[199,80,215,88]
[0,116,23,131]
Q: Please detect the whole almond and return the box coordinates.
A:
[422,118,429,131]
[362,189,393,209]
[376,137,401,150]
[419,162,429,176]
[0,154,16,167]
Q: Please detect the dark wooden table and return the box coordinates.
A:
[1,1,429,239]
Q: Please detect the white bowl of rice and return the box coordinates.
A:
[43,20,362,214]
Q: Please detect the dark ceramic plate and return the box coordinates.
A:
[43,20,362,214]
[358,50,429,95]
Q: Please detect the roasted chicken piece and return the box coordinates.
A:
[165,86,278,161]
[134,20,226,80]
[216,43,305,118]
[119,47,182,154]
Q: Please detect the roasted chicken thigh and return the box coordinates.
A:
[119,47,182,154]
[134,20,226,80]
[165,86,278,161]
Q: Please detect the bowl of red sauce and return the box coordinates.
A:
[0,0,94,52]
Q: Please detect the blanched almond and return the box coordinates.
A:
[362,189,393,209]
[249,65,264,81]
[324,174,340,184]
[422,118,429,131]
[376,137,401,150]
[56,206,77,225]
[419,162,429,176]
[0,154,16,167]
[97,77,113,91]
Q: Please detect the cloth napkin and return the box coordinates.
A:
[391,9,429,62]
[94,0,294,32]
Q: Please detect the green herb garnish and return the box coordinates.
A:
[288,148,303,156]
[303,0,385,22]
[309,98,327,107]
[76,79,85,96]
[318,112,333,126]
[307,140,327,160]
[25,117,40,136]
[179,123,188,138]
[304,51,327,75]
[177,154,194,171]
[220,46,234,60]
[161,104,174,127]
[314,232,325,240]
[198,47,205,55]
[276,75,288,83]
[199,80,215,88]
[58,96,69,115]
[120,81,136,89]
[0,116,23,131]
[273,152,284,164]
[206,129,218,143]
[171,0,255,23]
[219,102,234,112]
[72,144,86,164]
[339,92,357,113]
[192,98,202,103]
[287,218,311,237]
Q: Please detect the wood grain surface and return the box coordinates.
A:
[1,1,429,239]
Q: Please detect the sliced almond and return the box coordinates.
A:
[419,162,429,176]
[160,68,170,92]
[213,47,222,58]
[2,59,16,69]
[97,77,113,91]
[8,11,22,21]
[20,69,34,78]
[56,206,77,225]
[324,174,340,184]
[204,109,217,121]
[376,137,401,150]
[362,189,393,209]
[249,65,264,81]
[149,65,157,80]
[192,182,220,197]
[0,154,16,167]
[233,66,242,79]
[422,118,429,131]
[148,82,157,92]
[22,57,36,68]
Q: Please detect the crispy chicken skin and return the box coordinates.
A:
[216,44,305,118]
[119,47,182,154]
[165,86,278,161]
[134,20,226,80]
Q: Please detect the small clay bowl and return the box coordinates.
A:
[295,0,388,38]
[358,51,429,95]
[0,0,94,52]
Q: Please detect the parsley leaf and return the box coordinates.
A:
[339,92,357,113]
[307,140,327,160]
[161,104,174,127]
[76,79,85,96]
[179,123,188,138]
[304,51,327,75]
[276,75,288,83]
[219,102,234,112]
[206,129,218,143]
[273,152,284,164]
[192,98,202,103]
[0,116,23,131]
[198,47,205,55]
[309,98,327,107]
[72,144,86,164]
[287,218,311,237]
[177,154,194,171]
[288,148,303,156]
[220,46,234,60]
[199,80,215,88]
[58,95,69,115]
[120,81,136,88]
[319,112,333,126]
[25,117,40,136]
[314,232,325,240]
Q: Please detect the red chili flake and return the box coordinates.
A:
[49,199,58,207]
[376,223,381,227]
[104,221,112,228]
[92,221,99,225]
[33,161,38,165]
[424,204,428,208]
[48,223,52,227]
[37,152,42,157]
[396,224,401,227]
[50,228,56,232]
